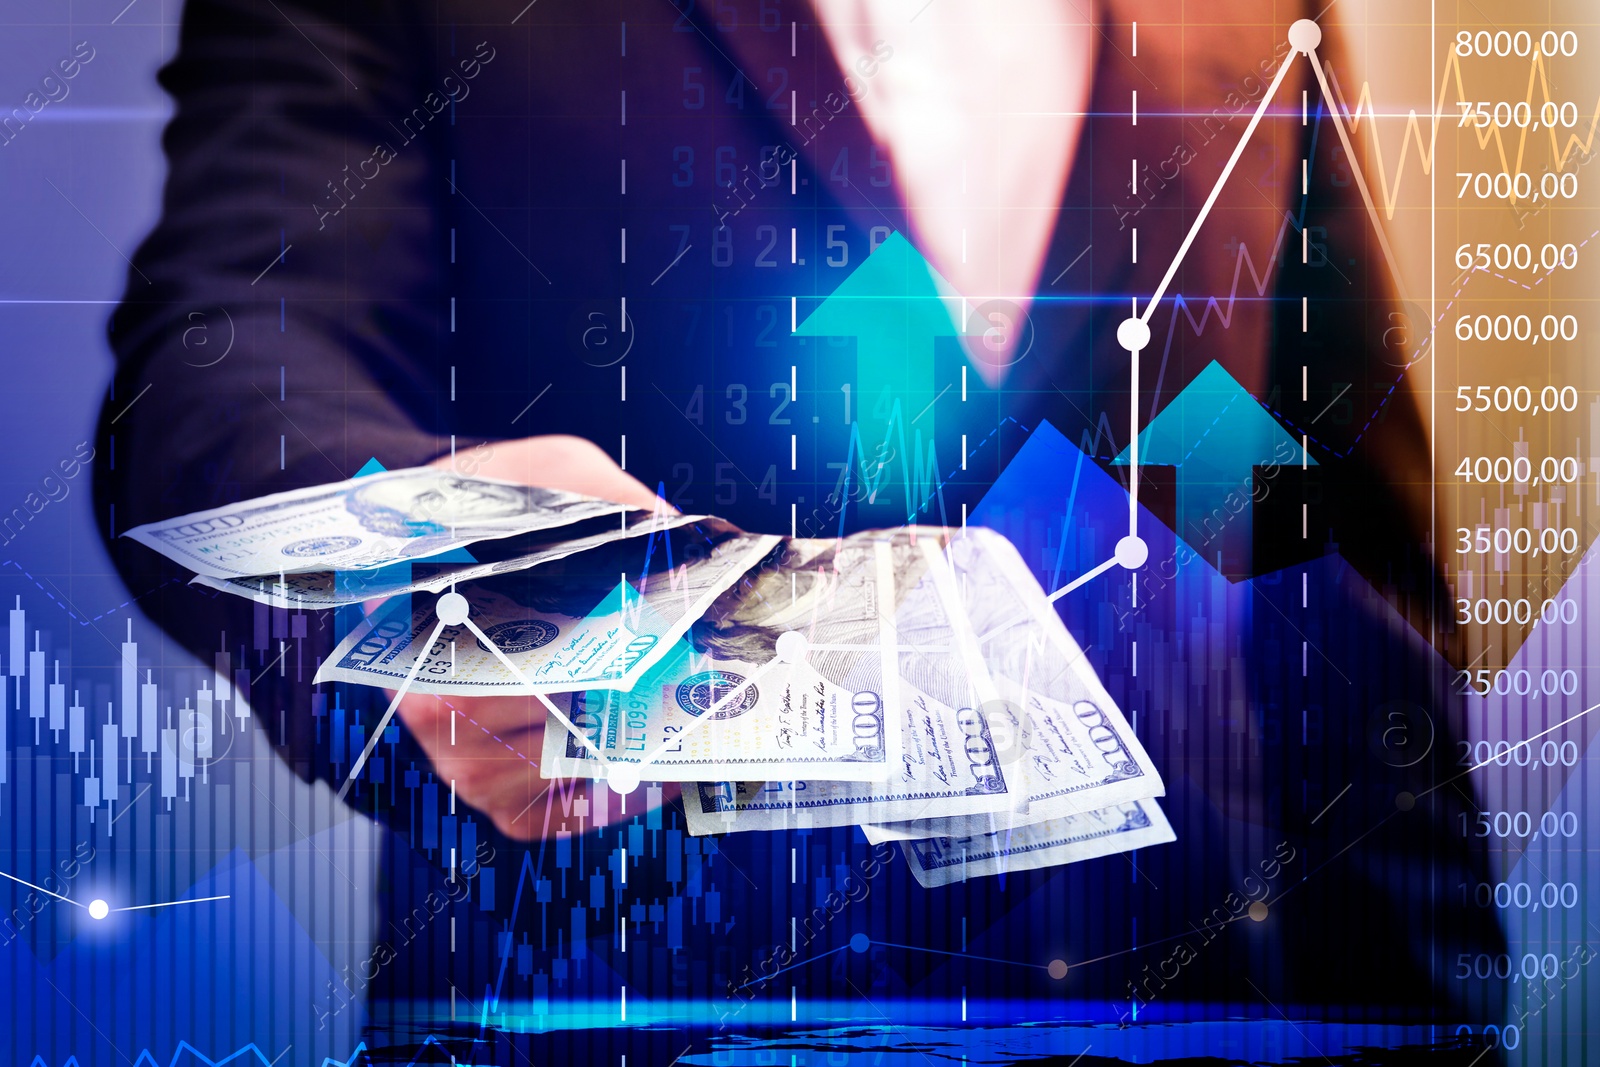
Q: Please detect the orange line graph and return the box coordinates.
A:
[1326,47,1600,216]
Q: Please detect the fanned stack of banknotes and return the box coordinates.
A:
[126,466,1172,886]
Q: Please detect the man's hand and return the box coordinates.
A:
[388,435,667,839]
[439,433,663,511]
[393,690,560,839]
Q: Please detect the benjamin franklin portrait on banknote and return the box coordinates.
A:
[345,472,596,538]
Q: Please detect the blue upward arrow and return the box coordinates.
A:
[1114,361,1312,556]
[794,231,963,436]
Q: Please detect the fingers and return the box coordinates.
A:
[428,434,672,513]
[368,432,681,838]
[591,467,671,512]
[391,690,561,840]
[514,435,664,511]
[394,691,545,741]
[386,688,665,840]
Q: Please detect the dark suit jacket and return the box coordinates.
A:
[97,0,1503,1023]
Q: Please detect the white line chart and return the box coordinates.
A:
[338,586,917,798]
[1046,17,1401,603]
[333,19,1407,800]
[0,867,230,921]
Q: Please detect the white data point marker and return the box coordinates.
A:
[1288,19,1321,52]
[435,592,470,626]
[1115,535,1149,570]
[774,630,810,664]
[1116,316,1150,353]
[88,899,110,920]
[608,765,642,795]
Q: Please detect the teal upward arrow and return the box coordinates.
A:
[1114,361,1312,556]
[794,231,963,436]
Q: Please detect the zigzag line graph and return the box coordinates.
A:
[1138,35,1600,473]
[1139,94,1408,461]
[29,1034,455,1067]
[1141,44,1600,466]
[1145,204,1308,429]
[1143,33,1600,412]
[481,845,562,1025]
[1327,43,1600,218]
[1140,186,1416,467]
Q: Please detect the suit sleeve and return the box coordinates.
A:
[94,0,458,803]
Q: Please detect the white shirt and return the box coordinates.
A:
[813,0,1095,381]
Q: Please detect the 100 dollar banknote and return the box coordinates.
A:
[901,799,1175,887]
[680,537,1027,832]
[314,529,778,694]
[195,511,707,608]
[680,680,1021,833]
[862,528,1163,842]
[540,534,906,783]
[126,466,628,579]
